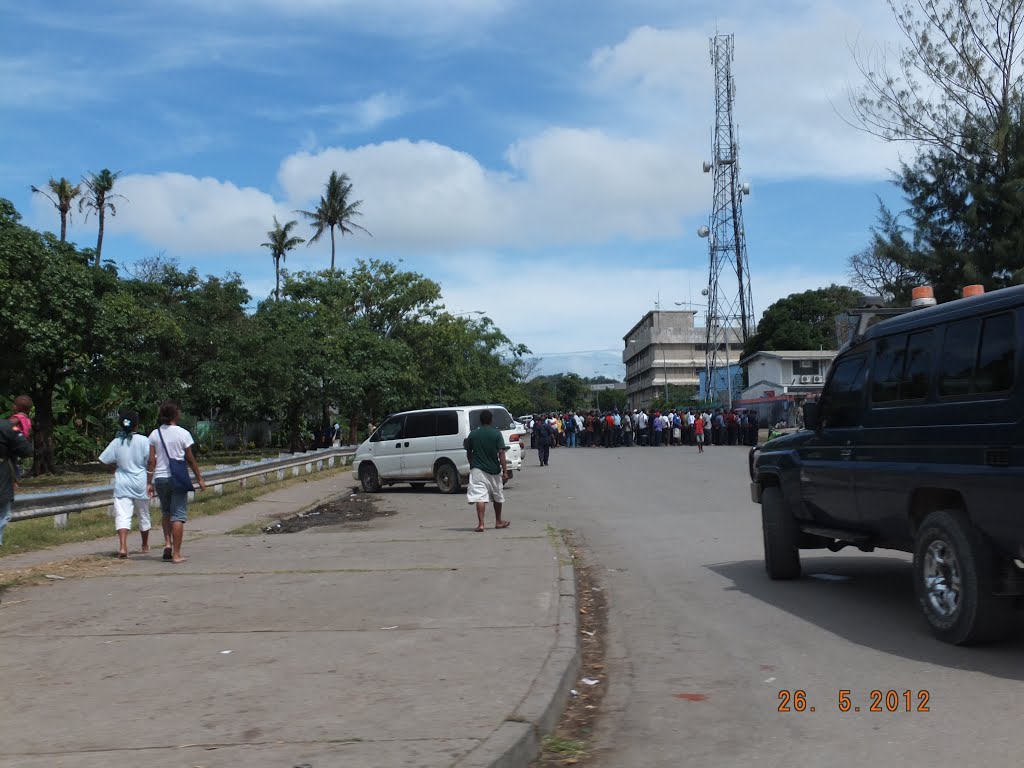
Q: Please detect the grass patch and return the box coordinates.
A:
[2,461,353,559]
[17,451,321,494]
[541,736,586,756]
[0,554,116,594]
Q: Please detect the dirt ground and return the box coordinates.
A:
[532,531,608,767]
[262,490,394,534]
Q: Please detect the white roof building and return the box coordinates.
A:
[739,350,837,400]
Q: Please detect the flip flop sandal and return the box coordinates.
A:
[474,526,485,533]
[118,552,128,559]
[162,547,173,561]
[495,521,511,529]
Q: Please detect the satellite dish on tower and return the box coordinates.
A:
[697,225,710,238]
[702,161,713,173]
[741,182,751,195]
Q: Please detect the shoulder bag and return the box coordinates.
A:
[157,427,195,492]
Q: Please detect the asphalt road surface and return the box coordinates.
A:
[511,442,1024,767]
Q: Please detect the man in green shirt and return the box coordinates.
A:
[463,409,511,532]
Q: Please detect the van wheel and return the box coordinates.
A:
[762,487,801,580]
[435,462,460,494]
[913,510,1011,645]
[359,463,381,493]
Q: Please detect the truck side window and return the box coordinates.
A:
[436,411,459,436]
[373,416,405,442]
[872,335,906,403]
[902,330,934,400]
[404,412,437,439]
[939,318,981,397]
[821,354,867,428]
[977,313,1015,393]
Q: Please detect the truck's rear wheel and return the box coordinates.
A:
[435,462,460,494]
[913,510,1011,645]
[762,486,801,580]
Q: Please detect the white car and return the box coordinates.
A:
[353,405,524,493]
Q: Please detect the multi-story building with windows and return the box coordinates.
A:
[622,310,743,409]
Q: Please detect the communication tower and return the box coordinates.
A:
[698,33,754,407]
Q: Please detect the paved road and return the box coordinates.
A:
[0,477,572,768]
[510,444,1024,767]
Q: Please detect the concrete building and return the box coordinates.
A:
[622,310,743,409]
[739,350,837,400]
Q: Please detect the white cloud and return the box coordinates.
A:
[113,173,289,253]
[349,91,409,132]
[277,132,706,250]
[588,2,905,180]
[436,253,847,374]
[56,1,909,263]
[279,141,508,249]
[308,91,413,134]
[184,0,513,38]
[0,54,101,108]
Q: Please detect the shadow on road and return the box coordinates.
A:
[708,555,1024,680]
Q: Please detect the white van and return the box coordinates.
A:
[352,405,525,493]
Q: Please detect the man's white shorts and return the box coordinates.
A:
[466,468,505,504]
[113,497,152,532]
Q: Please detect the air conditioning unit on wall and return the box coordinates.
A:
[812,375,824,384]
[800,375,812,384]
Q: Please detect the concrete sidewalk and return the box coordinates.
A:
[0,477,578,768]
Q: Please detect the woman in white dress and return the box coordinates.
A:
[98,411,152,558]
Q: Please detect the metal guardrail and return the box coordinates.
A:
[11,446,357,525]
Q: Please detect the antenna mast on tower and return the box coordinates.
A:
[699,33,754,407]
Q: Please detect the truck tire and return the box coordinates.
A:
[762,486,801,580]
[359,462,381,493]
[435,461,461,494]
[913,510,1011,645]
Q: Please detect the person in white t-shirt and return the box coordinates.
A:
[99,411,152,559]
[147,401,206,564]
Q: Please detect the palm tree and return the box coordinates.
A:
[30,177,81,242]
[261,217,305,301]
[296,170,370,271]
[79,169,126,267]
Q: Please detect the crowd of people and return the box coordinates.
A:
[525,407,761,456]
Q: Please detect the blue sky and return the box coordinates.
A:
[2,0,910,377]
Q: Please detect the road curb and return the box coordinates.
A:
[456,533,581,768]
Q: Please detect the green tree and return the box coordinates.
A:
[849,0,1024,159]
[79,169,125,267]
[847,1,1024,298]
[744,286,864,356]
[555,373,590,409]
[261,216,305,301]
[894,115,1024,299]
[649,384,699,413]
[99,260,253,432]
[0,200,118,473]
[31,177,81,242]
[244,297,326,451]
[847,203,921,303]
[296,171,370,271]
[520,378,559,414]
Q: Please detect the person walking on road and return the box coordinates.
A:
[694,413,705,453]
[147,401,206,563]
[463,409,511,532]
[0,415,32,547]
[99,411,152,558]
[534,416,555,466]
